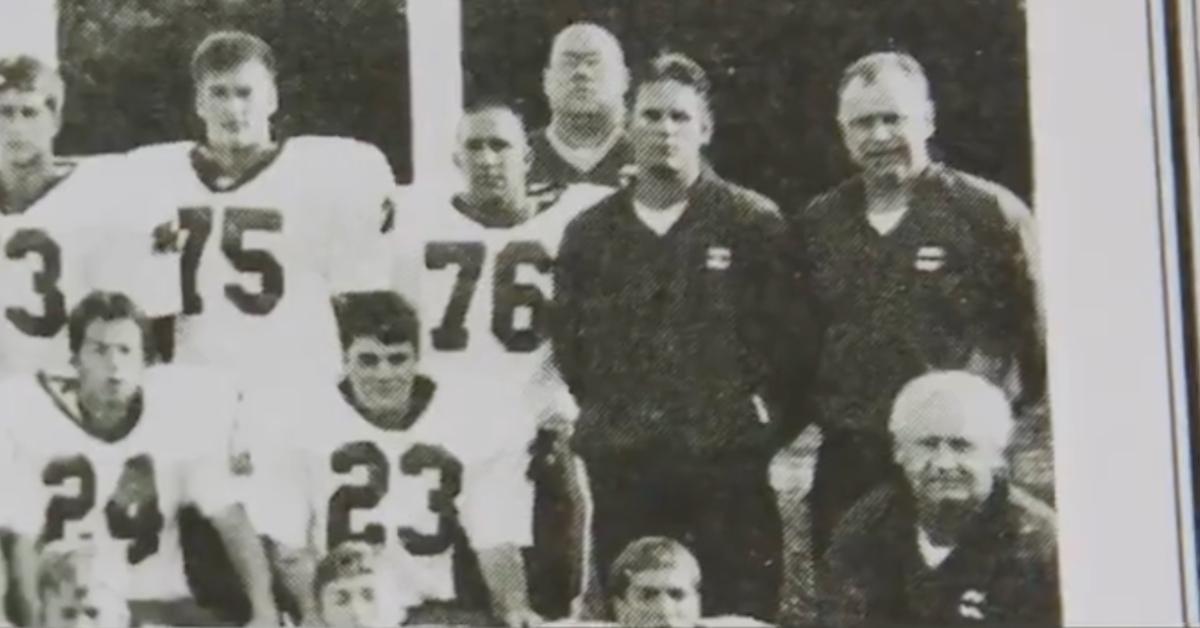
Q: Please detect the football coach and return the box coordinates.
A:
[792,51,1046,564]
[552,52,814,622]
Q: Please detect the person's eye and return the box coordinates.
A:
[359,354,381,367]
[335,590,351,606]
[62,608,78,620]
[361,588,375,602]
[387,353,409,366]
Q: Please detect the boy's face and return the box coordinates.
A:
[41,583,130,628]
[614,567,702,627]
[319,573,406,627]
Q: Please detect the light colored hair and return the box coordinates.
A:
[608,536,701,599]
[0,54,64,115]
[889,370,1014,455]
[838,51,932,103]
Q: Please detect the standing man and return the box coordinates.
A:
[794,52,1045,561]
[532,23,633,188]
[553,53,810,621]
[823,371,1059,625]
[393,100,614,619]
[128,30,398,392]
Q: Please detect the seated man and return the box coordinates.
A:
[822,370,1060,625]
[37,539,131,628]
[312,542,413,628]
[542,536,769,628]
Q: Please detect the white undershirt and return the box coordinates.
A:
[547,124,622,174]
[634,199,687,236]
[866,205,909,235]
[916,527,955,568]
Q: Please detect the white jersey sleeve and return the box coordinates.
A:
[78,155,182,319]
[318,139,398,293]
[235,387,316,550]
[169,371,242,517]
[458,436,534,551]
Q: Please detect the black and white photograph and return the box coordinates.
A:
[0,0,1193,626]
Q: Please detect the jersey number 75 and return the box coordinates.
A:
[177,207,285,316]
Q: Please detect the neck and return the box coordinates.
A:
[0,153,58,212]
[78,388,133,433]
[634,162,700,209]
[203,137,274,176]
[353,383,414,429]
[465,192,532,223]
[551,110,619,149]
[915,496,984,546]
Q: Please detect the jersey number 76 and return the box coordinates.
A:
[425,240,551,353]
[177,207,285,316]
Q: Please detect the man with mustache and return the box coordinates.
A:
[531,23,634,188]
[821,370,1059,625]
[792,51,1046,565]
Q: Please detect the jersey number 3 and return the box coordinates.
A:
[178,207,285,316]
[425,241,551,352]
[4,228,66,337]
[42,454,165,564]
[327,441,462,555]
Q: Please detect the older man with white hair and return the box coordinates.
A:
[821,370,1059,626]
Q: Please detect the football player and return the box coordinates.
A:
[36,539,132,628]
[0,55,178,380]
[311,542,414,628]
[126,30,397,390]
[0,291,278,626]
[238,291,540,627]
[393,100,614,618]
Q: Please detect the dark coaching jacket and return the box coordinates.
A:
[792,164,1046,434]
[823,480,1061,626]
[552,166,817,462]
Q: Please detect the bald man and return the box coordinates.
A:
[531,22,634,188]
[822,371,1060,626]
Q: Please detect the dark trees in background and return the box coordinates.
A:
[56,0,413,182]
[462,0,1031,215]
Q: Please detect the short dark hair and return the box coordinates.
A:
[190,30,277,85]
[608,536,701,599]
[634,52,712,116]
[461,96,527,134]
[68,291,154,362]
[0,55,64,114]
[334,291,421,352]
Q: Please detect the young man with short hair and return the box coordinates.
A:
[239,291,540,627]
[311,542,414,628]
[0,55,178,380]
[553,53,812,621]
[0,291,277,626]
[128,30,398,391]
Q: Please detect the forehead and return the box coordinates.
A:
[0,87,52,107]
[458,109,525,145]
[197,60,275,88]
[323,572,382,595]
[551,27,620,63]
[838,71,929,120]
[82,318,142,345]
[628,566,697,590]
[346,336,414,355]
[635,81,704,113]
[893,403,1000,447]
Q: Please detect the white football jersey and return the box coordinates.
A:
[394,183,614,432]
[238,375,532,604]
[126,137,397,390]
[0,156,179,379]
[0,366,240,602]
